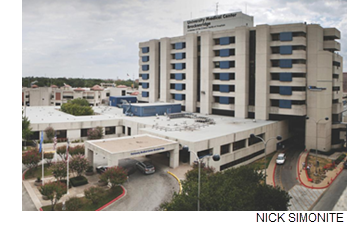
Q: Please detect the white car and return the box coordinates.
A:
[276,153,286,165]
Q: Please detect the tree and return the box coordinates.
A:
[70,145,85,156]
[61,98,94,116]
[44,127,55,141]
[22,149,41,169]
[160,166,291,211]
[99,166,127,191]
[22,113,32,144]
[56,145,67,160]
[51,161,67,181]
[39,181,66,211]
[44,152,54,166]
[69,154,89,177]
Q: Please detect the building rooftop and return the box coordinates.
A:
[87,134,176,154]
[25,106,277,142]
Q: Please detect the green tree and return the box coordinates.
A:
[61,98,94,116]
[44,126,55,141]
[39,181,66,211]
[161,166,291,211]
[51,161,67,181]
[22,113,32,144]
[99,166,127,191]
[69,154,89,177]
[22,149,41,169]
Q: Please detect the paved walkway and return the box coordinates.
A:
[266,149,346,211]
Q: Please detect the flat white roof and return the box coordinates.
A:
[130,102,181,107]
[25,106,278,142]
[87,134,177,154]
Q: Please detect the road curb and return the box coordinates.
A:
[96,185,127,211]
[167,171,182,194]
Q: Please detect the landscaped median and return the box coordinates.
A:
[297,151,346,189]
[23,166,126,211]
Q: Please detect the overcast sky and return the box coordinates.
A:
[22,0,347,80]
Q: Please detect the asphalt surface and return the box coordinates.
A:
[311,170,347,211]
[22,154,179,211]
[275,146,302,191]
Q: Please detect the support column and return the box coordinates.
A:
[169,146,179,169]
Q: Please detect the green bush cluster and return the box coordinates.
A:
[61,98,94,116]
[70,176,88,187]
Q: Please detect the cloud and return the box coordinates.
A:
[22,0,347,80]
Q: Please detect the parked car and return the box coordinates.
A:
[276,153,286,165]
[136,161,155,174]
[343,161,347,169]
[96,165,108,174]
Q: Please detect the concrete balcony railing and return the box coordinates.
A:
[271,36,306,47]
[270,64,306,73]
[269,77,306,87]
[269,91,306,101]
[332,102,343,114]
[324,40,341,51]
[212,102,235,110]
[212,91,236,97]
[269,51,306,60]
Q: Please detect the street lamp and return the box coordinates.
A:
[184,146,220,211]
[249,134,282,185]
[306,116,329,169]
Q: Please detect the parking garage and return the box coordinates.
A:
[85,134,179,171]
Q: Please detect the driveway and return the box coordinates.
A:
[103,168,178,211]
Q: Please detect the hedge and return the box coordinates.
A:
[70,176,88,187]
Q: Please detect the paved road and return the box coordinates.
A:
[22,154,179,211]
[275,146,301,191]
[311,170,347,211]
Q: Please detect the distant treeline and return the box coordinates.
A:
[22,77,138,88]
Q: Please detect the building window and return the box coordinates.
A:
[142,47,149,53]
[279,86,292,95]
[141,74,149,80]
[142,56,149,62]
[171,73,185,80]
[233,139,246,151]
[105,126,116,135]
[173,42,186,49]
[248,133,264,146]
[174,94,185,101]
[81,129,89,137]
[142,91,149,98]
[142,65,149,71]
[279,100,292,109]
[280,32,293,41]
[198,148,213,158]
[142,83,149,89]
[279,59,292,68]
[221,144,230,155]
[279,46,292,55]
[174,52,186,60]
[172,63,186,70]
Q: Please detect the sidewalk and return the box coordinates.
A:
[22,171,109,210]
[297,151,345,189]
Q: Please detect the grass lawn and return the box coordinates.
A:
[24,164,54,180]
[41,186,123,211]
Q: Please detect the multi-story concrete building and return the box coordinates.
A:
[138,12,343,152]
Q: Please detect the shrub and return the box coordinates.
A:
[335,154,346,165]
[56,145,67,161]
[65,196,83,211]
[22,149,41,169]
[84,186,105,204]
[70,176,88,187]
[70,145,85,156]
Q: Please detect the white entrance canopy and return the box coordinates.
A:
[85,134,179,170]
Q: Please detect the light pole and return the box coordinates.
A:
[249,134,282,185]
[306,116,329,169]
[184,146,220,211]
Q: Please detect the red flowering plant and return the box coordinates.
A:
[69,154,89,177]
[22,148,41,169]
[87,126,103,140]
[51,161,67,181]
[39,181,66,211]
[99,166,128,191]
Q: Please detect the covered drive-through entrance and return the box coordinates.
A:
[85,134,179,170]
